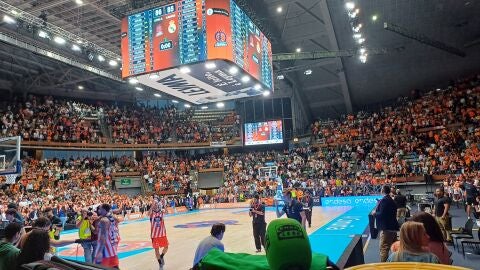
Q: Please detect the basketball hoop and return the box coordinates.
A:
[5,173,18,184]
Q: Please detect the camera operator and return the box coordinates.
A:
[76,208,96,263]
[249,194,266,253]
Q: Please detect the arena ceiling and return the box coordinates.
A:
[0,0,479,119]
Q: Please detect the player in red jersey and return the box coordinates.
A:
[94,203,120,268]
[150,197,169,269]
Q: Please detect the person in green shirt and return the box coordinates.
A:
[0,222,22,270]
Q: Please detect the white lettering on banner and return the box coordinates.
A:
[322,196,382,207]
[156,74,210,96]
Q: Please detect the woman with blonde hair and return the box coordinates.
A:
[387,221,440,263]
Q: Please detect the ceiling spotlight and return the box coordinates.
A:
[179,66,191,73]
[184,104,191,108]
[135,87,143,91]
[154,93,161,97]
[263,91,270,97]
[372,15,378,21]
[172,100,179,104]
[353,23,362,32]
[3,15,16,24]
[254,84,262,90]
[205,62,216,69]
[53,36,66,44]
[216,102,225,108]
[296,48,301,53]
[241,75,250,83]
[201,106,208,110]
[38,30,49,39]
[357,38,365,44]
[11,10,18,15]
[75,0,84,4]
[116,57,121,61]
[71,44,81,51]
[359,47,366,54]
[359,54,367,63]
[78,85,84,90]
[228,66,239,75]
[128,78,138,84]
[108,60,118,66]
[277,6,283,13]
[149,73,159,80]
[277,75,285,80]
[97,55,105,62]
[345,2,355,10]
[353,33,362,39]
[304,69,312,75]
[76,40,83,44]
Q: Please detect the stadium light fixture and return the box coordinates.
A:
[3,15,16,24]
[38,30,49,39]
[205,62,216,69]
[372,15,378,21]
[172,100,179,104]
[154,93,161,97]
[11,10,19,15]
[149,73,159,80]
[353,33,362,39]
[53,36,66,45]
[184,104,191,108]
[277,75,285,80]
[296,48,301,53]
[241,75,250,83]
[201,106,208,110]
[128,78,138,84]
[357,38,365,44]
[345,2,355,10]
[71,44,81,51]
[228,66,239,75]
[135,87,143,91]
[109,60,118,66]
[254,84,262,90]
[263,91,270,97]
[216,102,225,108]
[76,39,83,44]
[277,6,283,13]
[75,0,84,5]
[179,66,191,73]
[304,69,312,75]
[359,47,366,54]
[97,55,105,62]
[78,85,84,90]
[359,54,367,63]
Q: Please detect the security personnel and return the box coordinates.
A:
[249,194,266,253]
[302,191,314,228]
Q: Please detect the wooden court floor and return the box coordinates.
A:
[59,207,349,270]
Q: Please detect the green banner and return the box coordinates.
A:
[120,178,132,186]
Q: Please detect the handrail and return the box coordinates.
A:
[18,137,242,150]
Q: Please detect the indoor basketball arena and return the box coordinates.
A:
[0,0,479,270]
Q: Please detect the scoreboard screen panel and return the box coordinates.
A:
[121,0,273,95]
[244,120,283,146]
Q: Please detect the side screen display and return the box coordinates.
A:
[244,120,283,146]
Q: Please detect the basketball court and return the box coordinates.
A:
[57,206,351,270]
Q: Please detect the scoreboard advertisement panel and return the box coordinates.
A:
[244,120,283,146]
[121,0,273,104]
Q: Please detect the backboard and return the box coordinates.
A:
[0,136,21,182]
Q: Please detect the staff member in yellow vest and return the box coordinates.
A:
[76,208,96,263]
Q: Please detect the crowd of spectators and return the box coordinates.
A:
[0,95,241,145]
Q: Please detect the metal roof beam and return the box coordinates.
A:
[310,99,344,108]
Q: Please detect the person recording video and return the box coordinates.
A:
[249,194,266,253]
[76,208,97,263]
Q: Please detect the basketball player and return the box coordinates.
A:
[150,198,169,270]
[94,203,120,269]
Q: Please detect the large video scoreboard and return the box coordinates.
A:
[121,0,273,104]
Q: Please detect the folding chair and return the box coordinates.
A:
[460,229,480,258]
[450,218,474,251]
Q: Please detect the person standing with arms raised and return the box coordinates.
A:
[276,190,306,229]
[374,185,399,262]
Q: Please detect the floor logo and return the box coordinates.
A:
[174,220,238,228]
[58,241,152,261]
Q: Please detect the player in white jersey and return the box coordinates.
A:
[150,198,169,269]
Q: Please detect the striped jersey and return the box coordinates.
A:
[96,215,120,258]
[150,210,167,238]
